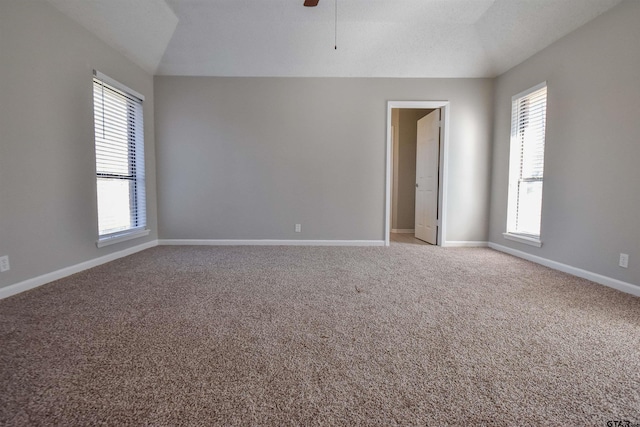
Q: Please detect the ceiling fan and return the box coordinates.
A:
[304,0,339,49]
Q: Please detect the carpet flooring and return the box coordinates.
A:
[1,244,639,426]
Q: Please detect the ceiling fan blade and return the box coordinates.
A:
[304,0,319,6]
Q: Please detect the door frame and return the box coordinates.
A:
[385,101,450,247]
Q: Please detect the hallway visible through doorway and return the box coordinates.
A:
[390,232,428,245]
[386,101,449,247]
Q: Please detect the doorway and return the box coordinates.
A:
[385,101,450,247]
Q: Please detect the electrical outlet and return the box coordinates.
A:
[0,255,9,272]
[619,253,629,268]
[295,224,301,233]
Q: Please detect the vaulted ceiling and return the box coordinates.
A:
[46,0,623,77]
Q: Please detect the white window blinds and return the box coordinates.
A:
[93,72,146,239]
[507,82,547,238]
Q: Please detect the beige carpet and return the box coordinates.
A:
[1,244,639,426]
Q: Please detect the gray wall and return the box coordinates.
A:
[155,77,493,242]
[489,0,640,285]
[0,1,158,290]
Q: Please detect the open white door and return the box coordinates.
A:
[414,110,440,244]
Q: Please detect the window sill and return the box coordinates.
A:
[97,229,150,248]
[502,232,542,248]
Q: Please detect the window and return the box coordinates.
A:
[505,82,547,247]
[93,71,147,246]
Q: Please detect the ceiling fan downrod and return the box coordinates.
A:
[303,0,337,50]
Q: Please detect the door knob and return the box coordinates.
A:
[416,183,419,188]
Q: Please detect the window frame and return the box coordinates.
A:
[93,70,149,247]
[504,81,548,248]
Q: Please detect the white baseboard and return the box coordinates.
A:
[443,241,489,248]
[488,242,640,297]
[391,229,415,234]
[158,239,385,247]
[0,240,158,300]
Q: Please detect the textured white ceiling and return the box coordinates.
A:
[45,0,178,74]
[47,0,623,77]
